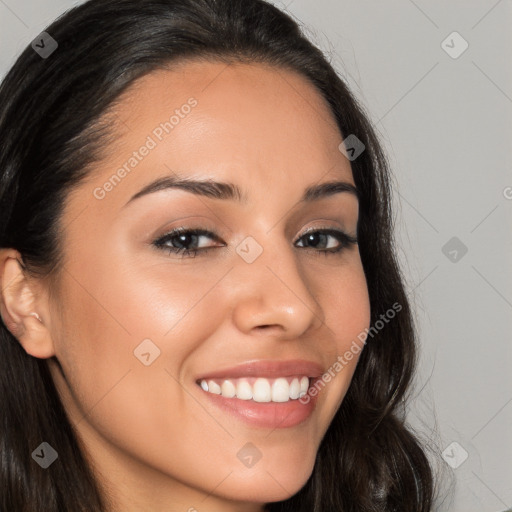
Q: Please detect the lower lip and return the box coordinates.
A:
[196,378,319,429]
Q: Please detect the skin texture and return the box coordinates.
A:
[0,61,371,512]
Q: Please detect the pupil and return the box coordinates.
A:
[308,233,322,247]
[178,233,195,249]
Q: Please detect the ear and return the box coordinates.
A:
[0,249,55,359]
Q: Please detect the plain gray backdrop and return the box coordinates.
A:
[1,1,511,511]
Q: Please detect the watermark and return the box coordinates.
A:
[338,134,365,161]
[133,338,161,366]
[442,441,468,469]
[237,442,262,468]
[441,236,468,263]
[299,301,402,404]
[235,236,264,263]
[93,97,198,200]
[32,442,58,469]
[31,32,58,59]
[503,186,512,200]
[441,31,469,60]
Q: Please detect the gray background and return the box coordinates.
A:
[1,1,511,511]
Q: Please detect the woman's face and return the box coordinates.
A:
[46,60,371,511]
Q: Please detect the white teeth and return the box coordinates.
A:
[236,380,253,400]
[253,378,271,402]
[221,380,236,398]
[271,377,290,402]
[289,377,301,399]
[198,376,312,402]
[207,380,221,394]
[299,376,309,398]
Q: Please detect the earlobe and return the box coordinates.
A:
[0,249,55,359]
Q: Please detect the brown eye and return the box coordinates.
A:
[296,228,357,255]
[153,227,223,258]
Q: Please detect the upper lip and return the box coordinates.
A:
[195,359,324,382]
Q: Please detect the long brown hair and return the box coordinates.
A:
[0,0,435,510]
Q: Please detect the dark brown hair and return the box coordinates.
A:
[0,0,436,510]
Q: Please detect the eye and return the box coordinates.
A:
[152,226,357,258]
[296,228,357,256]
[153,227,223,258]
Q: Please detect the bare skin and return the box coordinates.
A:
[0,60,370,512]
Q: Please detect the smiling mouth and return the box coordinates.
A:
[196,375,313,403]
[195,375,319,429]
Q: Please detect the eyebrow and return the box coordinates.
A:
[123,175,360,207]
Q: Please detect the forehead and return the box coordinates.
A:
[117,58,339,135]
[81,59,355,213]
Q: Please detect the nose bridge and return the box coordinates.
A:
[229,232,325,336]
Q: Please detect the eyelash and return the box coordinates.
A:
[153,226,357,258]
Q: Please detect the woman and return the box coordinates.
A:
[0,0,435,510]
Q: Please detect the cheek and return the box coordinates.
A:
[53,244,235,420]
[51,256,233,483]
[53,252,209,403]
[320,258,371,352]
[310,259,371,420]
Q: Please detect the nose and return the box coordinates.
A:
[228,236,325,339]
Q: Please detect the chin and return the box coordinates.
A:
[218,459,315,504]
